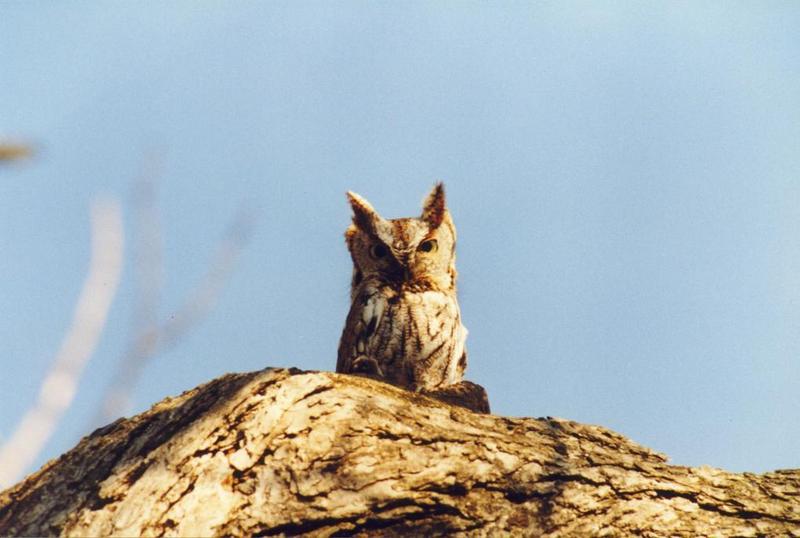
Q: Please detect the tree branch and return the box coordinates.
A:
[0,198,124,489]
[2,368,797,536]
[95,165,255,424]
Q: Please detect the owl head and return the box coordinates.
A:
[345,183,457,292]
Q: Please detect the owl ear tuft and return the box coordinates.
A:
[421,182,446,229]
[347,191,380,234]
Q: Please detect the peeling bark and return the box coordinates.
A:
[1,368,798,537]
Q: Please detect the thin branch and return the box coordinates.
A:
[0,141,34,162]
[95,198,256,425]
[130,156,165,349]
[158,205,256,349]
[0,198,124,489]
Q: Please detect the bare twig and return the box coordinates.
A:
[0,142,34,162]
[157,206,255,349]
[95,187,256,424]
[0,198,124,489]
[92,163,164,424]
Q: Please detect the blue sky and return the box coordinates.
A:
[1,2,798,475]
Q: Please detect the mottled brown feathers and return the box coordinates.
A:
[338,184,486,413]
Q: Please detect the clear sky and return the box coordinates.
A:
[1,2,798,475]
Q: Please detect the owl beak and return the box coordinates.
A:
[396,252,412,282]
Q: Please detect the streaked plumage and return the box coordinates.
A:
[337,183,468,392]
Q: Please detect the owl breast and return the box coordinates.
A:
[337,282,467,391]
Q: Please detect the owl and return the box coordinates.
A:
[337,183,489,413]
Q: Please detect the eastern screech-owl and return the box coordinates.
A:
[337,184,489,413]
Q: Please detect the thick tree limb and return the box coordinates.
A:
[1,368,798,537]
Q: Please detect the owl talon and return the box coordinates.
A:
[351,357,383,378]
[423,381,490,414]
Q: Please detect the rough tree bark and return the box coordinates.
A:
[1,368,798,537]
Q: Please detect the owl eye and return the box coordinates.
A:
[418,239,438,253]
[370,243,389,259]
